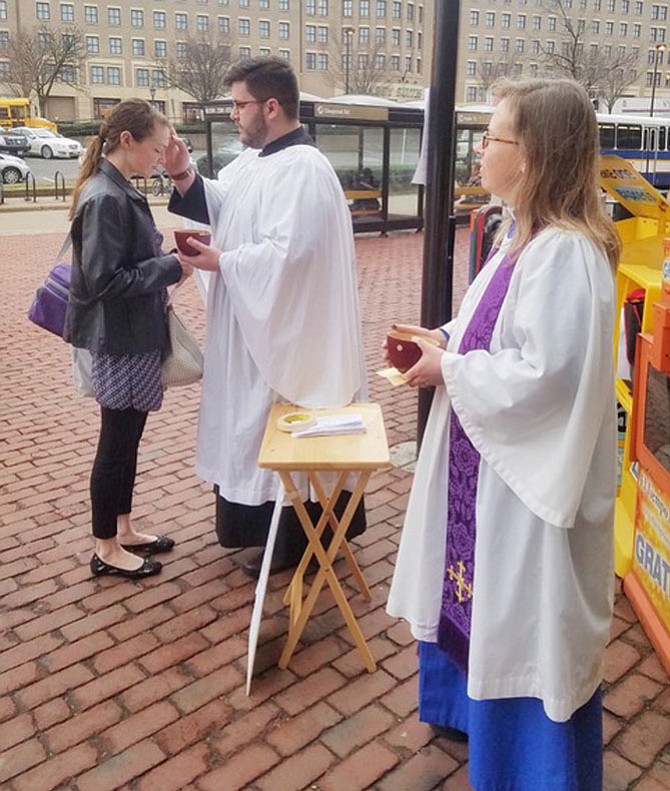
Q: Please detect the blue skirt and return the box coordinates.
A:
[418,642,603,791]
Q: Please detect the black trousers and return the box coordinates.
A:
[90,407,148,539]
[214,489,367,563]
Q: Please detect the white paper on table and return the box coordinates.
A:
[291,413,366,438]
[246,480,284,696]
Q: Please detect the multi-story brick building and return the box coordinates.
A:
[458,0,666,111]
[0,0,432,123]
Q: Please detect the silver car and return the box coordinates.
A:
[13,127,82,159]
[0,152,32,184]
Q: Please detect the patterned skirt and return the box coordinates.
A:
[91,350,163,412]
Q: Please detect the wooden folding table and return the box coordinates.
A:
[257,402,391,673]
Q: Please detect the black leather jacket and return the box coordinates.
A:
[64,159,182,355]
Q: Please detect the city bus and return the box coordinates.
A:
[0,98,57,132]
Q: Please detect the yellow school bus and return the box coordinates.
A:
[0,98,57,131]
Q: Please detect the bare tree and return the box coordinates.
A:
[597,52,640,112]
[330,32,392,96]
[155,34,234,109]
[538,0,607,94]
[475,53,519,100]
[3,25,87,115]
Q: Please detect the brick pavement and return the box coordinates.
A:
[1,211,669,790]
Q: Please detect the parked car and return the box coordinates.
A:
[0,126,30,157]
[0,152,32,184]
[13,127,82,159]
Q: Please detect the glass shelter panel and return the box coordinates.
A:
[388,126,421,219]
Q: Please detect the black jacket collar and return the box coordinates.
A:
[259,126,315,158]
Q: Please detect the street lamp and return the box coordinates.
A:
[149,83,157,106]
[650,42,666,118]
[343,27,355,94]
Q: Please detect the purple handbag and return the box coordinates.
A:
[27,237,72,338]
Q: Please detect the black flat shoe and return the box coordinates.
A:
[90,553,162,579]
[120,536,175,554]
[430,724,469,742]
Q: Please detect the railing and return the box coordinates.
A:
[53,170,67,202]
[23,171,37,203]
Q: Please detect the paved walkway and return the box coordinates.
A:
[1,208,669,790]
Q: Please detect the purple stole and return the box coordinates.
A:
[437,251,516,673]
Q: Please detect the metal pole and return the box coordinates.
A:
[650,45,660,118]
[345,29,352,94]
[417,0,461,444]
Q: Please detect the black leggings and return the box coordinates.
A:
[90,407,148,539]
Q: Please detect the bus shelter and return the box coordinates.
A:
[201,98,425,234]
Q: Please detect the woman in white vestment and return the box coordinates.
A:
[386,78,621,790]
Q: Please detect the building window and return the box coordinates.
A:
[197,14,208,31]
[109,36,122,54]
[136,67,149,86]
[390,54,399,69]
[175,12,187,29]
[391,27,400,44]
[131,38,144,56]
[86,35,99,52]
[36,2,50,20]
[318,0,328,14]
[502,12,511,26]
[501,36,510,50]
[375,26,385,43]
[318,52,328,68]
[516,37,525,51]
[517,13,526,26]
[279,48,290,58]
[108,6,121,25]
[218,15,229,32]
[306,0,315,12]
[359,52,369,68]
[306,51,316,68]
[278,0,289,8]
[468,34,478,50]
[343,0,353,16]
[239,45,251,56]
[0,1,6,19]
[154,39,167,57]
[634,22,641,34]
[605,19,614,33]
[620,21,628,33]
[360,26,370,43]
[405,29,412,46]
[467,86,478,101]
[531,38,540,53]
[239,0,249,5]
[153,11,166,28]
[130,8,142,26]
[318,25,328,42]
[238,17,250,35]
[484,36,494,51]
[470,9,479,24]
[259,0,269,6]
[375,52,385,67]
[84,5,97,23]
[392,0,401,18]
[60,3,74,21]
[279,20,290,37]
[486,11,495,25]
[548,14,556,28]
[259,19,270,36]
[532,13,541,27]
[376,0,386,14]
[306,22,316,41]
[360,0,369,15]
[107,66,121,84]
[176,41,187,58]
[592,19,600,31]
[91,65,104,83]
[467,60,476,75]
[259,47,271,55]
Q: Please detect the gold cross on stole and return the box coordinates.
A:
[447,560,473,603]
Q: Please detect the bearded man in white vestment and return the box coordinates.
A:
[164,56,367,577]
